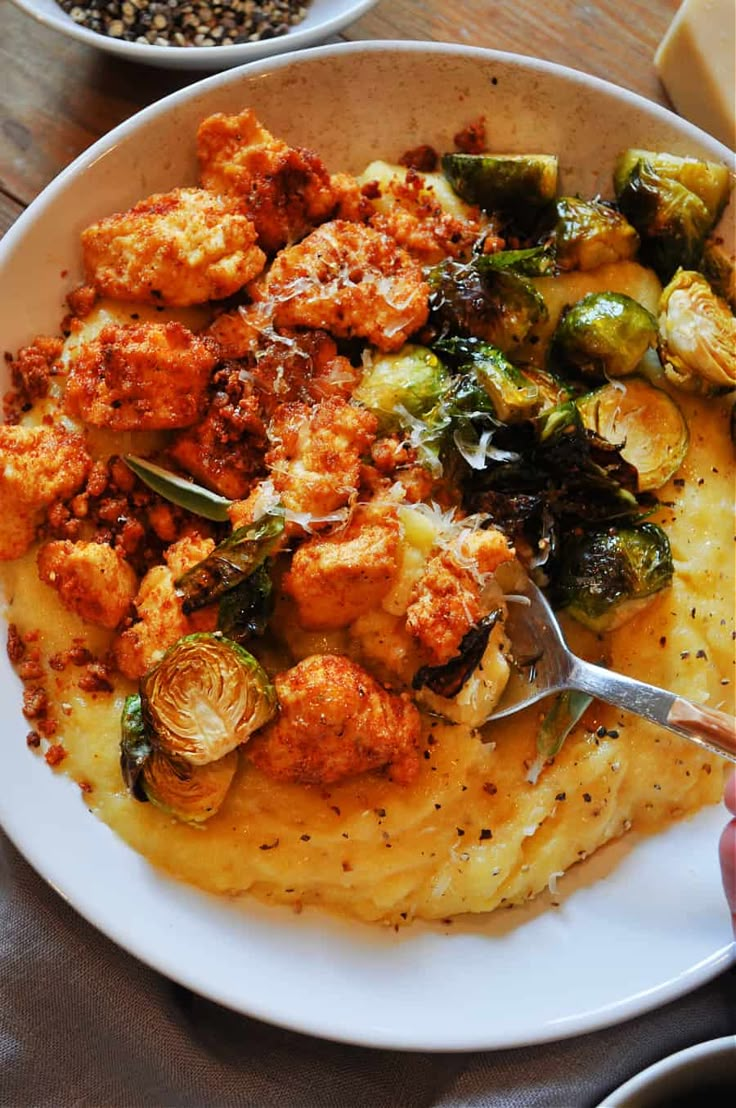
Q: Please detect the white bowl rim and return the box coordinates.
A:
[8,0,379,63]
[597,1034,736,1106]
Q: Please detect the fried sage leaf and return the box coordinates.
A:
[175,513,285,615]
[125,455,233,522]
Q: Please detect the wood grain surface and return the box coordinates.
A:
[0,0,680,232]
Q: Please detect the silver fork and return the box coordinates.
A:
[485,574,736,763]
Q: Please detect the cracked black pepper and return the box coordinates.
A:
[57,0,309,48]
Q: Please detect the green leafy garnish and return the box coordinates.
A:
[125,455,233,522]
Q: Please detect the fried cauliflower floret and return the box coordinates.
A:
[114,534,216,679]
[63,321,217,431]
[168,361,268,500]
[80,187,266,307]
[247,653,422,786]
[266,397,377,520]
[363,165,484,264]
[405,527,514,665]
[197,109,339,253]
[250,220,429,352]
[283,503,401,629]
[37,540,138,629]
[0,425,92,561]
[208,309,361,406]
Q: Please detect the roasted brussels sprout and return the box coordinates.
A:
[175,514,284,614]
[550,291,657,379]
[435,336,539,422]
[442,152,558,214]
[614,150,732,223]
[141,632,277,766]
[553,197,639,272]
[613,150,731,281]
[353,345,450,433]
[429,257,548,354]
[657,270,736,393]
[140,748,239,824]
[555,523,673,632]
[701,239,736,310]
[576,377,688,492]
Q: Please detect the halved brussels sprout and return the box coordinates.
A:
[553,197,639,272]
[614,150,732,223]
[657,270,736,393]
[175,513,284,614]
[550,291,657,379]
[141,632,277,766]
[556,523,673,632]
[429,258,548,354]
[442,153,558,213]
[353,345,450,433]
[435,336,539,422]
[576,377,688,492]
[142,748,238,824]
[614,151,731,281]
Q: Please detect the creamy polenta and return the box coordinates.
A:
[1,113,733,925]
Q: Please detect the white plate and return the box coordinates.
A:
[8,0,378,70]
[0,42,734,1052]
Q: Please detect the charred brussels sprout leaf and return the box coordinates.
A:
[435,336,539,422]
[576,377,688,492]
[429,257,548,354]
[613,150,731,282]
[555,523,673,632]
[120,693,152,801]
[141,632,277,765]
[657,270,736,393]
[412,610,502,698]
[142,748,239,825]
[550,292,657,380]
[476,245,558,277]
[353,345,450,433]
[442,153,558,214]
[553,197,639,272]
[462,401,643,573]
[175,513,284,614]
[217,562,274,645]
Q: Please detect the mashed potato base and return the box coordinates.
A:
[2,389,732,926]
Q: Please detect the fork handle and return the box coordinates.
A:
[570,657,736,764]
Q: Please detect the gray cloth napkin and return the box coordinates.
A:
[1,829,734,1108]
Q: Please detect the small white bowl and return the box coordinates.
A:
[7,0,378,70]
[598,1036,736,1107]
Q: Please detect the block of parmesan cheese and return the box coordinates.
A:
[654,0,736,150]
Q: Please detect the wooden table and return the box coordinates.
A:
[0,0,681,236]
